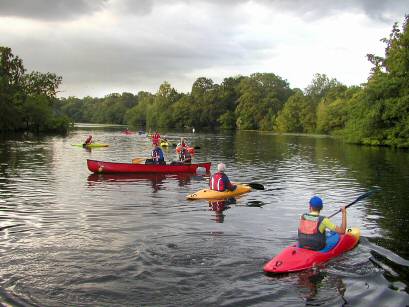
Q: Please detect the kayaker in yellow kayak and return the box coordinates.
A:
[298,196,347,250]
[83,135,93,147]
[209,163,237,192]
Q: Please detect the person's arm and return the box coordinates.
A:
[334,206,347,234]
[223,175,236,191]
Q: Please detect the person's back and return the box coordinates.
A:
[298,196,347,251]
[151,146,165,164]
[84,135,93,146]
[209,163,236,192]
[179,148,191,164]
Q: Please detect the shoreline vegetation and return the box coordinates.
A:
[1,16,408,148]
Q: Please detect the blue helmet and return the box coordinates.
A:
[309,196,323,210]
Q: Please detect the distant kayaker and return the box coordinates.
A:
[298,196,347,251]
[152,131,161,145]
[83,135,93,147]
[209,163,237,192]
[179,147,192,164]
[151,144,165,165]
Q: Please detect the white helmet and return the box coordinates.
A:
[217,163,226,172]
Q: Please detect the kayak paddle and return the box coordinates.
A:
[131,157,145,164]
[244,182,264,190]
[328,188,380,218]
[234,182,264,190]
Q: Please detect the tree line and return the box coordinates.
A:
[2,16,409,147]
[0,47,70,133]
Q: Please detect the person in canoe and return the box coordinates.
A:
[149,143,165,165]
[298,196,347,251]
[209,163,237,192]
[83,135,93,147]
[177,137,188,148]
[179,146,192,164]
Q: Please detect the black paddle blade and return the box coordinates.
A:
[246,183,264,190]
[328,188,380,218]
[346,188,381,208]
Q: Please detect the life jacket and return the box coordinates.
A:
[209,172,226,191]
[152,148,164,162]
[298,213,326,251]
[84,136,92,144]
[152,133,160,145]
[179,148,191,162]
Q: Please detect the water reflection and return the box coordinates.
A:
[208,198,236,223]
[87,172,197,190]
[0,129,409,306]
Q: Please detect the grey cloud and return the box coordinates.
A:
[265,0,408,22]
[8,21,252,96]
[117,0,408,23]
[0,0,107,20]
[1,0,407,22]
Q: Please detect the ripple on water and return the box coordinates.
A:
[0,131,408,305]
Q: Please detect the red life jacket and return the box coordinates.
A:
[179,148,191,162]
[84,136,92,144]
[209,172,226,191]
[298,213,326,251]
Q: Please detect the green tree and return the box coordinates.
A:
[236,73,292,130]
[0,47,25,131]
[275,90,315,133]
[343,15,409,147]
[0,46,67,133]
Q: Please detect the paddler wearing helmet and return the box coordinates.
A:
[209,163,237,192]
[298,196,347,251]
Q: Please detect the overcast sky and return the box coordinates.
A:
[1,0,407,98]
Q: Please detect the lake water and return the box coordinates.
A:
[0,127,409,306]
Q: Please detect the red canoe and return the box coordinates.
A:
[87,159,211,174]
[263,228,360,274]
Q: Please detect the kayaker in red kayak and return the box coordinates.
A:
[209,163,237,192]
[179,147,192,164]
[83,135,93,147]
[298,196,347,251]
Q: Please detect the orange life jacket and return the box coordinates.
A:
[298,213,326,251]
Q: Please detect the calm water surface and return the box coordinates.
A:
[0,128,409,306]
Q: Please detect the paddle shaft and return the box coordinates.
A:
[328,189,378,218]
[233,182,264,190]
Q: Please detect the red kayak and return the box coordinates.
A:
[176,145,195,155]
[263,228,360,274]
[87,159,211,174]
[122,131,135,135]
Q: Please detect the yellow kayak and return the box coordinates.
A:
[186,184,252,200]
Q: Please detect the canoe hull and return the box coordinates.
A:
[186,184,252,200]
[263,227,360,273]
[87,159,211,174]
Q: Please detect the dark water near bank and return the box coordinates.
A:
[0,127,409,306]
